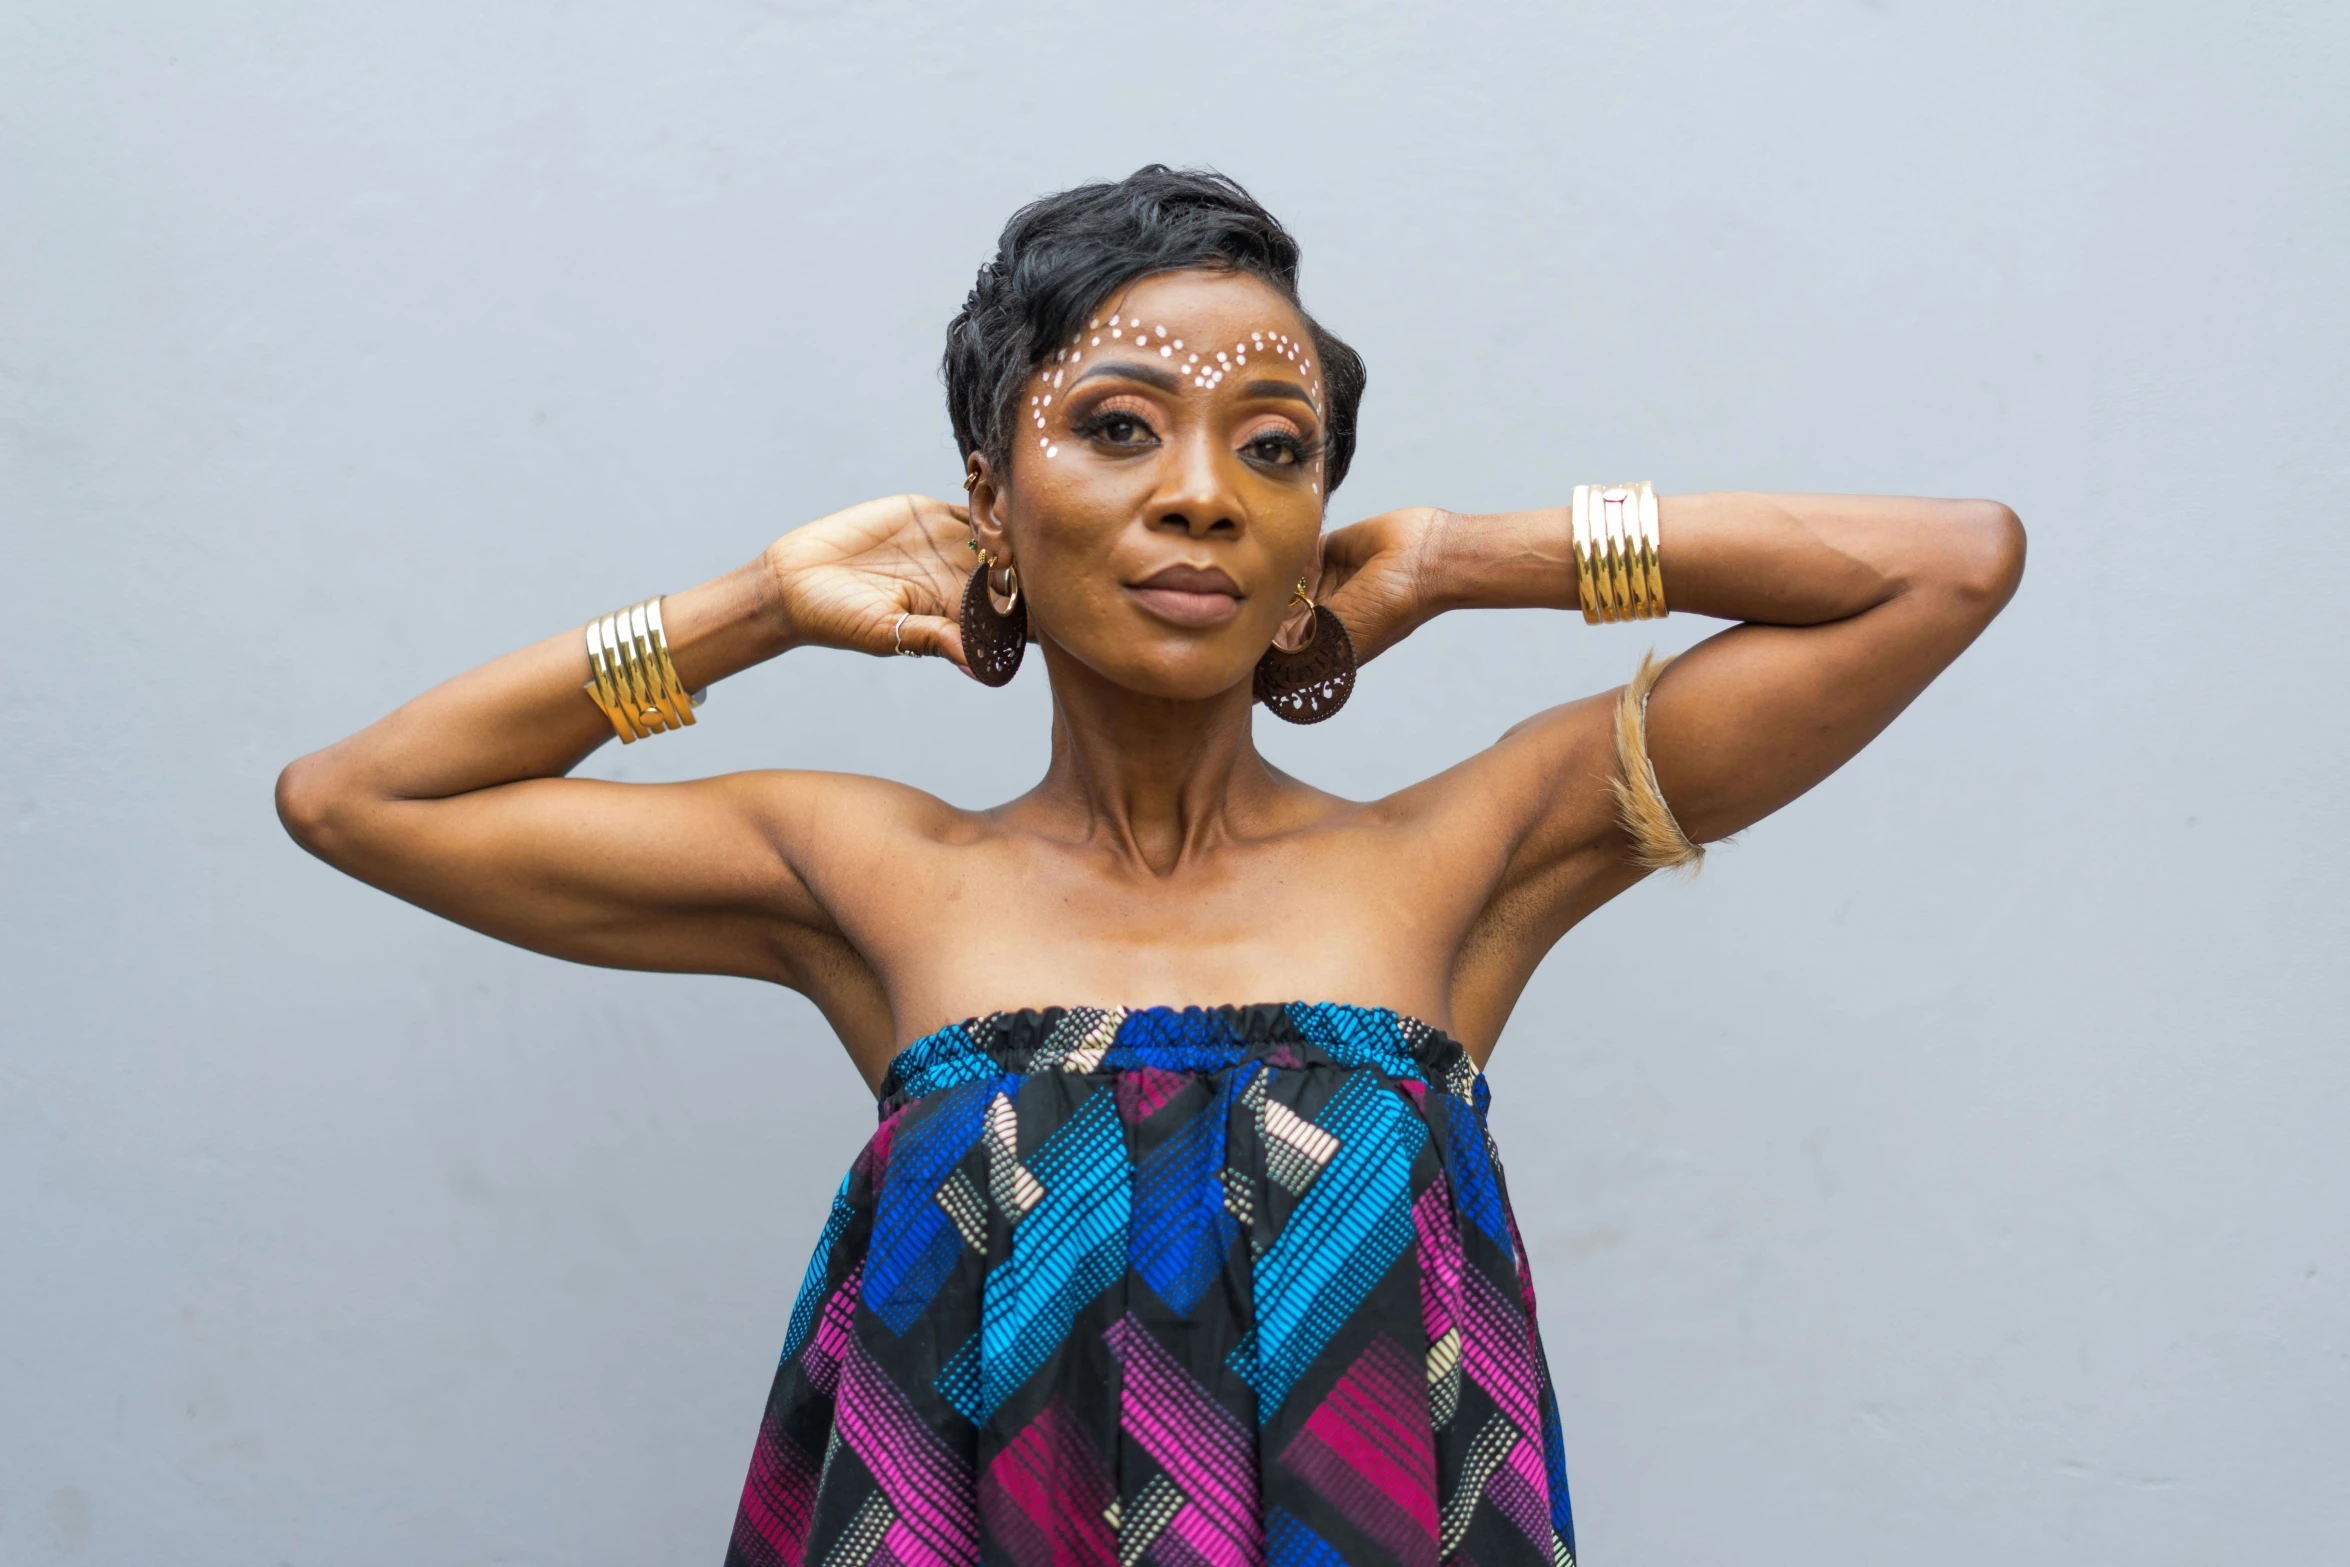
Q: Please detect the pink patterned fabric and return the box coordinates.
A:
[724,1004,1576,1567]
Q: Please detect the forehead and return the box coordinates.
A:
[1031,269,1324,414]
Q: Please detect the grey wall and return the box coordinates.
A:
[6,1,2345,1560]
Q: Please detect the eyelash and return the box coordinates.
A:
[1069,407,1158,446]
[1067,407,1325,471]
[1244,428,1324,469]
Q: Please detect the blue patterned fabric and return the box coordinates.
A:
[726,1002,1576,1567]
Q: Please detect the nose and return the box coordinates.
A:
[1145,422,1244,540]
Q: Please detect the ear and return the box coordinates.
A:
[966,453,1013,564]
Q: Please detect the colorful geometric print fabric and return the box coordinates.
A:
[725,1002,1576,1567]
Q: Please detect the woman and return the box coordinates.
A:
[277,166,2023,1566]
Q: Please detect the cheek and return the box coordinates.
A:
[1002,486,1126,623]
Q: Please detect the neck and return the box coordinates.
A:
[1022,638,1281,877]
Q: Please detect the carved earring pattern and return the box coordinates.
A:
[960,551,1026,686]
[1253,579,1356,724]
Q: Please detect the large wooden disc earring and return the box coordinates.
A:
[1253,581,1356,724]
[960,554,1026,686]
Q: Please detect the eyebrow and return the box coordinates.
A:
[1070,360,1321,415]
[1070,360,1180,392]
[1240,378,1319,412]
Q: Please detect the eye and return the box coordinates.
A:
[1244,430,1307,467]
[1072,406,1160,447]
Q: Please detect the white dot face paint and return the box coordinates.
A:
[1024,314,1327,464]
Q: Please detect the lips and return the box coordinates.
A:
[1128,563,1243,628]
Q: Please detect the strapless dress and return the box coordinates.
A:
[724,1002,1576,1567]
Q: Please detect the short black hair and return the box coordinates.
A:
[944,165,1368,493]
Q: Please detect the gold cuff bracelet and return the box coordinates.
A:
[583,596,706,743]
[1571,480,1668,623]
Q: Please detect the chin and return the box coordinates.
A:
[1086,641,1257,704]
[1123,663,1254,704]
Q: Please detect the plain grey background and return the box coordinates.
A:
[6,1,2345,1561]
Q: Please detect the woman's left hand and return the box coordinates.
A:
[1314,506,1451,664]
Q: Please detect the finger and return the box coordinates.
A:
[898,613,969,669]
[898,495,969,549]
[920,495,972,530]
[925,509,976,565]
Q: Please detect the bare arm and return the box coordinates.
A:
[1441,491,2025,834]
[274,494,975,986]
[1322,492,2025,1027]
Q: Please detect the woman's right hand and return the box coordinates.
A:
[764,493,977,668]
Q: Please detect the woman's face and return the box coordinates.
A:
[971,269,1330,703]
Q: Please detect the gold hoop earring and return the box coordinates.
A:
[1271,579,1319,653]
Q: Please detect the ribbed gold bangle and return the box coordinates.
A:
[611,611,651,734]
[1572,480,1669,623]
[616,607,660,733]
[1597,486,1616,620]
[1637,481,1666,618]
[1625,484,1650,618]
[1571,484,1599,623]
[616,605,655,729]
[1620,485,1648,619]
[582,620,623,740]
[587,614,642,742]
[627,600,685,733]
[621,602,674,733]
[1604,485,1636,618]
[639,599,695,730]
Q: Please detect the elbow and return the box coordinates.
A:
[275,752,352,863]
[1941,498,2026,617]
